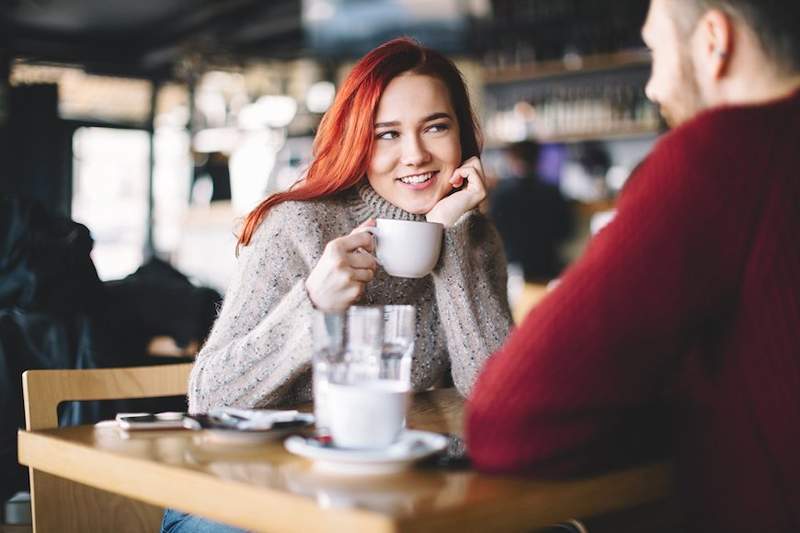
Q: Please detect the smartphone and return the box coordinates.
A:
[116,412,186,431]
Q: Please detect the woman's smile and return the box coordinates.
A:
[396,171,438,190]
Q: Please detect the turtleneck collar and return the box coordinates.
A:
[347,181,427,223]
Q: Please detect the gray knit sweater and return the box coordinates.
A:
[188,182,513,412]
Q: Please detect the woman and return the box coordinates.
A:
[164,35,512,533]
[187,37,512,414]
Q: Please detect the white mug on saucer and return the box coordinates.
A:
[327,380,410,449]
[367,219,443,278]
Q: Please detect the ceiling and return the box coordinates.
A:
[1,0,305,79]
[1,0,649,81]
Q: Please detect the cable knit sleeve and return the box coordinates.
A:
[188,201,324,413]
[431,210,513,396]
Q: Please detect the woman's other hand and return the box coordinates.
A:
[425,156,487,227]
[305,219,378,312]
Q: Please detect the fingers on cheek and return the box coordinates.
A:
[467,170,485,189]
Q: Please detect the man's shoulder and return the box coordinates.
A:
[622,97,794,207]
[661,95,795,161]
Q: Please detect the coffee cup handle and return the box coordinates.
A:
[363,227,380,238]
[361,227,381,263]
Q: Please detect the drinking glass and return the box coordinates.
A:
[311,311,346,433]
[380,305,415,385]
[316,306,413,448]
[342,305,384,383]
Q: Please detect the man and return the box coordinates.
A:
[489,140,572,282]
[467,1,800,532]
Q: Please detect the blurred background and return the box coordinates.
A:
[0,0,662,296]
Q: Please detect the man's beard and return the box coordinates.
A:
[661,47,707,128]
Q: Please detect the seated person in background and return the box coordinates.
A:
[560,141,612,204]
[188,37,512,414]
[467,1,800,532]
[489,140,572,282]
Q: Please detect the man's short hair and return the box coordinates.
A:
[673,0,800,72]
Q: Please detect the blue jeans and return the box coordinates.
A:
[161,509,247,533]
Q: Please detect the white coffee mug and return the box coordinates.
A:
[327,380,410,449]
[366,219,443,278]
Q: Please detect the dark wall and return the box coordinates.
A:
[0,51,9,197]
[486,0,649,61]
[0,81,73,217]
[0,51,8,127]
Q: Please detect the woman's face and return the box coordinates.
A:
[367,73,462,215]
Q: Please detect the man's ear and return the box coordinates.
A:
[695,8,733,79]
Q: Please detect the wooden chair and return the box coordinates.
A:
[21,363,192,533]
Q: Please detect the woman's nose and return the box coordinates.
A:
[400,134,431,166]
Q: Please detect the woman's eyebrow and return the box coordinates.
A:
[422,112,452,122]
[374,112,452,129]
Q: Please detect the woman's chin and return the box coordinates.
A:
[384,191,436,216]
[398,198,436,216]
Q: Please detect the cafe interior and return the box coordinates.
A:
[1,0,678,531]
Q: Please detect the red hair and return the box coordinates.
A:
[237,37,482,247]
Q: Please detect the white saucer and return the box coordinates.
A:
[284,430,448,475]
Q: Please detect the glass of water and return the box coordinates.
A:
[343,305,385,382]
[312,306,385,434]
[311,310,346,434]
[380,305,415,385]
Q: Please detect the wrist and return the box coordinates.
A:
[426,207,456,228]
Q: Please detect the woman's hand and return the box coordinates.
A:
[425,156,487,227]
[305,219,378,312]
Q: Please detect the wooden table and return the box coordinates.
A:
[18,389,671,532]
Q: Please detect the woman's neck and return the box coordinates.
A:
[348,181,427,222]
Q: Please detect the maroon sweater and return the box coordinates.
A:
[467,89,800,532]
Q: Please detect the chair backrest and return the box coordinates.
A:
[23,363,193,430]
[21,363,192,533]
